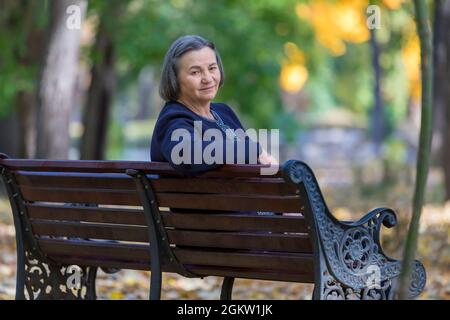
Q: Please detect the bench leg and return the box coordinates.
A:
[149,270,162,300]
[18,250,98,300]
[220,277,235,300]
[312,283,321,300]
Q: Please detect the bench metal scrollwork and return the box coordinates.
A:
[283,160,427,300]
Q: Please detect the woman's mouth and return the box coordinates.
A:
[200,86,215,91]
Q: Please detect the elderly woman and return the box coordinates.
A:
[151,35,277,176]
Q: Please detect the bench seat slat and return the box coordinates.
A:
[37,238,150,260]
[37,238,179,272]
[3,160,282,178]
[26,203,146,225]
[14,171,136,190]
[167,230,312,253]
[188,265,315,283]
[161,212,308,233]
[173,248,314,274]
[31,220,149,242]
[157,193,303,212]
[20,186,141,206]
[46,256,156,271]
[151,178,297,195]
[44,256,314,283]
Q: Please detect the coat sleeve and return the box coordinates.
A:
[155,117,224,176]
[218,103,263,162]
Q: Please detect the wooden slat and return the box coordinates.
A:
[2,159,166,174]
[38,238,150,261]
[162,212,308,233]
[151,178,297,195]
[174,248,314,274]
[13,171,297,196]
[20,186,141,206]
[188,265,315,283]
[14,171,136,190]
[31,220,149,242]
[26,203,146,225]
[157,193,303,212]
[47,256,178,273]
[0,159,282,178]
[167,230,312,253]
[52,257,151,271]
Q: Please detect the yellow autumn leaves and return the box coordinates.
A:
[382,0,404,10]
[279,0,418,101]
[295,0,370,56]
[280,42,309,94]
[402,33,421,102]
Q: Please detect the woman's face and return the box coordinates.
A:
[177,46,221,105]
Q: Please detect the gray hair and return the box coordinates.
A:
[159,35,225,101]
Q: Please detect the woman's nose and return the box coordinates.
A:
[202,72,213,83]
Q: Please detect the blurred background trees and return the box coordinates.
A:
[433,0,450,201]
[36,0,87,159]
[0,0,448,202]
[79,0,124,160]
[0,0,47,158]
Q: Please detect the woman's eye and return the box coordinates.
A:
[191,71,199,75]
[209,66,217,71]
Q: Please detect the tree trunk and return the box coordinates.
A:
[137,66,155,120]
[432,0,450,173]
[0,0,46,158]
[80,1,122,160]
[17,91,37,158]
[36,0,86,159]
[440,1,450,202]
[0,114,19,157]
[398,0,433,299]
[432,0,445,153]
[17,2,47,158]
[79,25,115,160]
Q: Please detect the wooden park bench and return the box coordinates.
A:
[0,153,426,300]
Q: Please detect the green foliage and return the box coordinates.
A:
[0,0,424,148]
[106,118,125,159]
[0,0,48,117]
[334,43,373,115]
[384,137,408,164]
[88,0,312,130]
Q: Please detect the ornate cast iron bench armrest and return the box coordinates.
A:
[282,160,427,299]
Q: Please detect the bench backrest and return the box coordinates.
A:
[0,158,316,283]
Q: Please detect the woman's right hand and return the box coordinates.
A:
[258,148,279,165]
